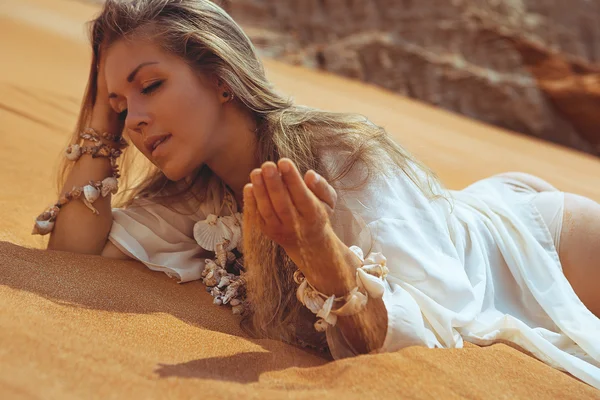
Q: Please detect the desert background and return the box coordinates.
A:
[1,0,599,398]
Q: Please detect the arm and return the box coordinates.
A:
[46,60,129,258]
[245,159,389,354]
[285,231,388,354]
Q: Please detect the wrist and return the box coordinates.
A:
[295,229,363,297]
[90,106,122,134]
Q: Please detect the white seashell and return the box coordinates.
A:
[65,144,81,161]
[32,219,54,235]
[101,177,118,197]
[356,268,386,299]
[304,291,326,314]
[316,296,337,326]
[296,279,309,304]
[216,242,227,267]
[223,283,240,304]
[202,259,218,278]
[360,263,389,279]
[364,251,386,264]
[83,185,100,203]
[220,215,242,250]
[349,245,364,261]
[213,297,223,306]
[314,319,329,332]
[193,215,231,251]
[217,276,231,288]
[230,298,241,306]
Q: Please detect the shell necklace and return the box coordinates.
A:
[192,186,248,315]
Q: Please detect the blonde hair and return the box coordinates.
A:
[57,0,445,350]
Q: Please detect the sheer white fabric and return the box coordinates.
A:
[107,157,600,389]
[325,155,600,390]
[108,175,238,283]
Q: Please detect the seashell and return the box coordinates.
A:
[217,276,231,289]
[356,268,385,299]
[83,185,100,203]
[316,296,337,326]
[232,304,244,315]
[220,215,242,250]
[296,279,308,304]
[360,263,389,279]
[210,287,223,297]
[304,290,326,315]
[70,186,83,198]
[227,251,236,265]
[82,198,99,214]
[349,245,364,261]
[364,252,386,267]
[65,144,81,161]
[213,297,223,306]
[202,259,218,278]
[314,319,329,332]
[222,282,240,305]
[203,273,219,287]
[101,177,119,197]
[32,219,54,235]
[193,214,231,252]
[215,242,229,267]
[230,298,241,307]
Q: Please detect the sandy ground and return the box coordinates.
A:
[1,0,599,398]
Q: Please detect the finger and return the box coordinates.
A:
[261,162,296,224]
[250,168,281,226]
[304,170,337,211]
[243,183,265,227]
[278,158,319,217]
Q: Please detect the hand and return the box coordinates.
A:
[243,158,337,252]
[90,54,123,133]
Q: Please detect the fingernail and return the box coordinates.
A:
[263,164,276,178]
[279,160,290,173]
[251,171,263,186]
[313,172,321,184]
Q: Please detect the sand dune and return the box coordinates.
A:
[1,0,599,398]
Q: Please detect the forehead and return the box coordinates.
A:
[103,39,170,82]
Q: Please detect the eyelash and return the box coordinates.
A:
[141,80,163,95]
[117,80,164,121]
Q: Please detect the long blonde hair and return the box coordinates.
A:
[57,0,445,349]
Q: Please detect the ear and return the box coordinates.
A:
[213,76,231,105]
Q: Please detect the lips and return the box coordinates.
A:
[144,134,172,156]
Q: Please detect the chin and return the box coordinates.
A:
[160,161,199,183]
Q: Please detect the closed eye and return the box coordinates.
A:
[141,80,163,95]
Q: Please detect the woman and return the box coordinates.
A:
[34,0,599,389]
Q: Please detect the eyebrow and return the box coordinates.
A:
[108,61,159,99]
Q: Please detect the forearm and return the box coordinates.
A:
[47,115,120,254]
[287,228,388,354]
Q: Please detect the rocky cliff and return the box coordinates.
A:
[221,0,600,156]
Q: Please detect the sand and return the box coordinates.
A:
[1,0,599,398]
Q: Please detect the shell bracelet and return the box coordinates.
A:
[31,129,124,236]
[294,246,390,332]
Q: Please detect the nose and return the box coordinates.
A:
[124,105,150,134]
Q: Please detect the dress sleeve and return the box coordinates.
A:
[107,196,209,284]
[326,157,478,359]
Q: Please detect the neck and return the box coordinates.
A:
[206,110,259,210]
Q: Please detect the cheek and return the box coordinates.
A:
[175,85,221,136]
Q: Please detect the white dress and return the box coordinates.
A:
[108,158,600,390]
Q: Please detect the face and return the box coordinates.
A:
[104,39,228,181]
